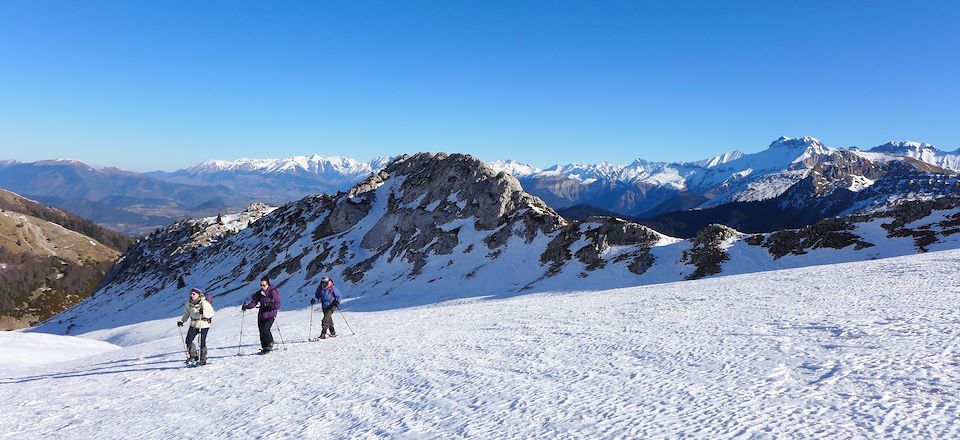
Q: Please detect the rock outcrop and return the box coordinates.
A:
[682,224,739,279]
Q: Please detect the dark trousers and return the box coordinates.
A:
[185,327,209,361]
[321,307,336,336]
[258,316,275,349]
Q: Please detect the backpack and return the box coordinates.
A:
[320,279,339,306]
[200,294,214,323]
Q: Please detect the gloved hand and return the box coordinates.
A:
[310,298,316,305]
[241,304,249,311]
[177,321,183,327]
[332,299,340,308]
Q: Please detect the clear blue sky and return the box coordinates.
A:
[1,1,958,171]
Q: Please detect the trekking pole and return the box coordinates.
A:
[178,324,189,358]
[274,318,287,350]
[308,304,314,341]
[237,306,246,356]
[335,307,356,335]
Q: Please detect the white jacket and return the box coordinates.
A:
[181,298,215,329]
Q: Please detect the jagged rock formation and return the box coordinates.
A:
[541,217,664,277]
[756,219,875,260]
[682,224,739,279]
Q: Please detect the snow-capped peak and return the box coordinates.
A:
[688,150,745,168]
[871,141,940,155]
[488,160,542,177]
[184,155,389,177]
[539,162,622,182]
[869,141,960,172]
[768,136,828,153]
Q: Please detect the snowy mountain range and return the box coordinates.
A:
[145,155,392,204]
[491,136,960,220]
[36,153,960,337]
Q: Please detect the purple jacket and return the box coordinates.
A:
[246,286,281,319]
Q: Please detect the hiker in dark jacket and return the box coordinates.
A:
[311,276,341,339]
[242,277,281,353]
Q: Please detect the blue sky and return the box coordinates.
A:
[0,1,957,171]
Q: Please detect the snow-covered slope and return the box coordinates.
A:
[870,141,960,171]
[33,153,960,342]
[4,249,960,438]
[0,331,119,369]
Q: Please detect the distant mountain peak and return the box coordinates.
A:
[183,154,389,177]
[872,141,939,154]
[868,141,960,172]
[688,150,745,168]
[768,136,827,151]
[488,160,541,177]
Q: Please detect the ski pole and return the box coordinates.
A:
[237,306,246,356]
[308,304,314,341]
[336,307,355,335]
[274,318,287,350]
[178,323,189,357]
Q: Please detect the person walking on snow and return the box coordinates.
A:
[242,277,282,353]
[311,276,340,339]
[178,287,214,365]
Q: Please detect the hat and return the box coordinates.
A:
[189,287,203,295]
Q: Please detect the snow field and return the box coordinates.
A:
[2,250,960,438]
[0,332,119,370]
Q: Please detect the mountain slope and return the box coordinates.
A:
[6,249,960,438]
[35,153,960,339]
[0,189,134,252]
[0,194,122,330]
[869,141,960,171]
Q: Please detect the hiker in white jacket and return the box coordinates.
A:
[178,287,215,365]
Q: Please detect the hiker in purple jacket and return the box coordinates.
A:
[242,277,282,353]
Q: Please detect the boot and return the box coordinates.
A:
[198,347,208,366]
[187,344,198,364]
